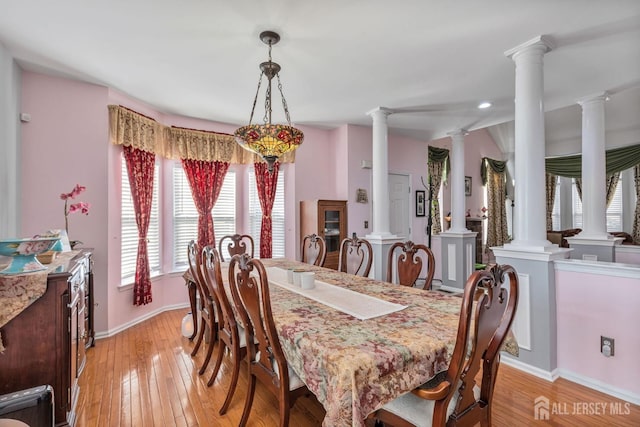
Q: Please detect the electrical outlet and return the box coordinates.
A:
[364,220,368,229]
[601,336,615,357]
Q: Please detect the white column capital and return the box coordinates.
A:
[504,35,555,60]
[367,107,393,118]
[577,91,610,106]
[446,129,469,138]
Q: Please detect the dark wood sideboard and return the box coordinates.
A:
[0,249,94,426]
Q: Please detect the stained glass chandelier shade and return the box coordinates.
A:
[234,31,304,172]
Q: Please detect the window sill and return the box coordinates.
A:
[118,273,164,292]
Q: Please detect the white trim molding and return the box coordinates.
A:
[94,303,190,340]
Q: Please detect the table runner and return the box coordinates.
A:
[267,267,407,320]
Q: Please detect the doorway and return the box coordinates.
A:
[389,173,410,238]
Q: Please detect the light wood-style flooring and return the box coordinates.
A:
[75,309,640,426]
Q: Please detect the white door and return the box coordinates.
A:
[389,173,410,238]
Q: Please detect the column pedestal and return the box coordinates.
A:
[566,236,623,262]
[439,231,477,292]
[493,246,570,375]
[366,234,401,281]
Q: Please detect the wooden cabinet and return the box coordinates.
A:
[300,200,347,270]
[0,250,93,426]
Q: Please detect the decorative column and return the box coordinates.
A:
[439,129,476,292]
[448,130,469,233]
[366,107,400,280]
[495,36,570,378]
[504,35,554,250]
[567,92,622,261]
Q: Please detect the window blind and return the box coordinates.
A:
[121,157,161,283]
[572,177,623,232]
[248,168,285,258]
[172,164,236,268]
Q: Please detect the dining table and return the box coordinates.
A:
[185,258,518,427]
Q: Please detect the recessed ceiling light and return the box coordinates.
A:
[477,102,492,109]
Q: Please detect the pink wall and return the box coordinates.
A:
[21,72,112,332]
[556,269,640,397]
[615,247,640,265]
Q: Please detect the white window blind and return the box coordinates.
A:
[572,179,583,229]
[249,168,285,258]
[121,156,161,283]
[606,177,622,231]
[173,165,236,268]
[572,177,623,232]
[551,176,561,230]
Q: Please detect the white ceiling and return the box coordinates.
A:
[1,1,639,155]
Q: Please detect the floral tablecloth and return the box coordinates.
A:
[0,250,80,352]
[258,259,509,427]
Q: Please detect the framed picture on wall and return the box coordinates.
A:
[465,176,472,196]
[416,190,425,217]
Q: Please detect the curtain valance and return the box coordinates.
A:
[428,146,450,183]
[545,143,640,178]
[108,105,163,154]
[108,105,296,164]
[481,157,507,185]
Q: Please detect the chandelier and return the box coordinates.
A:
[234,30,304,172]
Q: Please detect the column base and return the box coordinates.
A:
[440,232,477,292]
[366,234,402,281]
[565,236,623,262]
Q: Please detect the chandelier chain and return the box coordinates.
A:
[248,72,264,125]
[263,78,272,124]
[277,74,292,125]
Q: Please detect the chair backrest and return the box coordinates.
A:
[301,233,326,266]
[338,234,373,277]
[420,263,519,425]
[187,240,211,301]
[218,234,254,261]
[202,246,235,336]
[228,254,291,394]
[386,240,436,289]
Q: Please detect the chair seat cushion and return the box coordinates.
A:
[255,350,306,391]
[381,383,480,427]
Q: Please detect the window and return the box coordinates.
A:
[551,176,561,230]
[121,157,160,283]
[248,168,285,258]
[172,164,236,268]
[572,177,623,232]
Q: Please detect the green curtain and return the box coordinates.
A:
[427,146,449,234]
[545,144,640,177]
[481,157,507,185]
[428,146,450,184]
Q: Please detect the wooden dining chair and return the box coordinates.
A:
[369,263,519,427]
[386,241,436,290]
[218,234,255,262]
[301,233,326,266]
[187,240,217,374]
[338,234,373,277]
[201,246,247,415]
[228,254,309,427]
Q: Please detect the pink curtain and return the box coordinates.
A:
[182,159,230,249]
[124,145,156,306]
[254,162,280,258]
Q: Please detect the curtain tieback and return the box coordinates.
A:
[262,214,271,219]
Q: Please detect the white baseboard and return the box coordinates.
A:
[500,354,559,382]
[94,303,190,340]
[501,355,640,405]
[557,369,640,406]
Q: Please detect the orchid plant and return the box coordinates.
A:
[60,184,90,237]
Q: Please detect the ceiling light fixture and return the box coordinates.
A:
[234,30,304,173]
[477,101,492,109]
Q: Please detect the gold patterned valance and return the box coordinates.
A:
[108,105,296,165]
[108,105,163,154]
[165,126,240,162]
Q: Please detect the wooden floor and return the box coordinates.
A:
[76,309,640,426]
